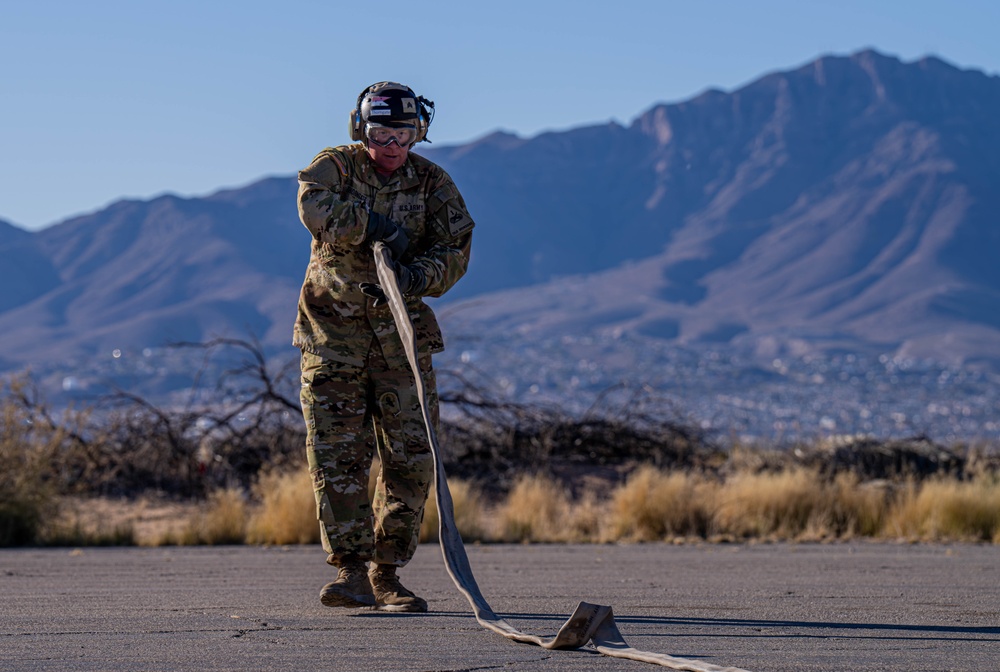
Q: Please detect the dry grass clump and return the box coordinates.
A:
[156,468,319,546]
[418,484,439,542]
[494,474,573,542]
[825,473,887,538]
[247,469,319,545]
[885,476,1000,542]
[42,522,136,547]
[420,479,487,543]
[710,468,889,540]
[40,498,137,546]
[608,466,714,541]
[713,468,822,539]
[161,487,248,545]
[564,492,605,542]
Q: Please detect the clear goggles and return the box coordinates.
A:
[365,123,417,148]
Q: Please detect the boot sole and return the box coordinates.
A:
[320,588,376,608]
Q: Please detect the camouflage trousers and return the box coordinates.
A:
[299,339,437,568]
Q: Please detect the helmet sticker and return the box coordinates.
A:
[369,96,390,107]
[369,109,392,116]
[401,98,417,114]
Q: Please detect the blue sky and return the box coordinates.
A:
[3,0,999,231]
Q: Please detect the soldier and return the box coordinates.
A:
[294,81,474,613]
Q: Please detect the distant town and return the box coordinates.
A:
[437,329,1000,448]
[36,325,1000,450]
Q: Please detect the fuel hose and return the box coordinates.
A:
[373,242,750,672]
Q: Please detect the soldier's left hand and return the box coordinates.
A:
[360,281,389,307]
[360,262,426,307]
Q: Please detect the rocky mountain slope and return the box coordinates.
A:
[430,50,1000,365]
[1,49,999,403]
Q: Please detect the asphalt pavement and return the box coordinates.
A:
[2,542,998,671]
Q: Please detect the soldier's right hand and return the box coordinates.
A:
[365,211,409,260]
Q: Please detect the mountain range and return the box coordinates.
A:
[2,49,1000,408]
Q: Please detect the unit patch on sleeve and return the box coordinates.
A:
[445,204,474,237]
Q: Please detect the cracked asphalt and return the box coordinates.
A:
[2,542,998,671]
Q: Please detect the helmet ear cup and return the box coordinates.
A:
[413,96,434,143]
[409,92,428,142]
[348,108,364,141]
[349,85,372,142]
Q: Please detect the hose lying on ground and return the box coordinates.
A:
[374,243,751,672]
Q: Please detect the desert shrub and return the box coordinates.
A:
[804,436,966,481]
[437,376,714,497]
[0,377,62,546]
[41,338,306,499]
[9,351,1000,547]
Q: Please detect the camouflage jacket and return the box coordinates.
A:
[293,144,474,367]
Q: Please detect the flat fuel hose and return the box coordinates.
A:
[374,243,751,672]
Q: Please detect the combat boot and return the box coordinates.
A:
[369,564,428,613]
[320,557,375,608]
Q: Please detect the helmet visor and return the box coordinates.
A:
[365,123,417,148]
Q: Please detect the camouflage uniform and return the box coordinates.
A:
[294,143,474,568]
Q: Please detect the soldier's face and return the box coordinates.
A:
[367,141,409,176]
